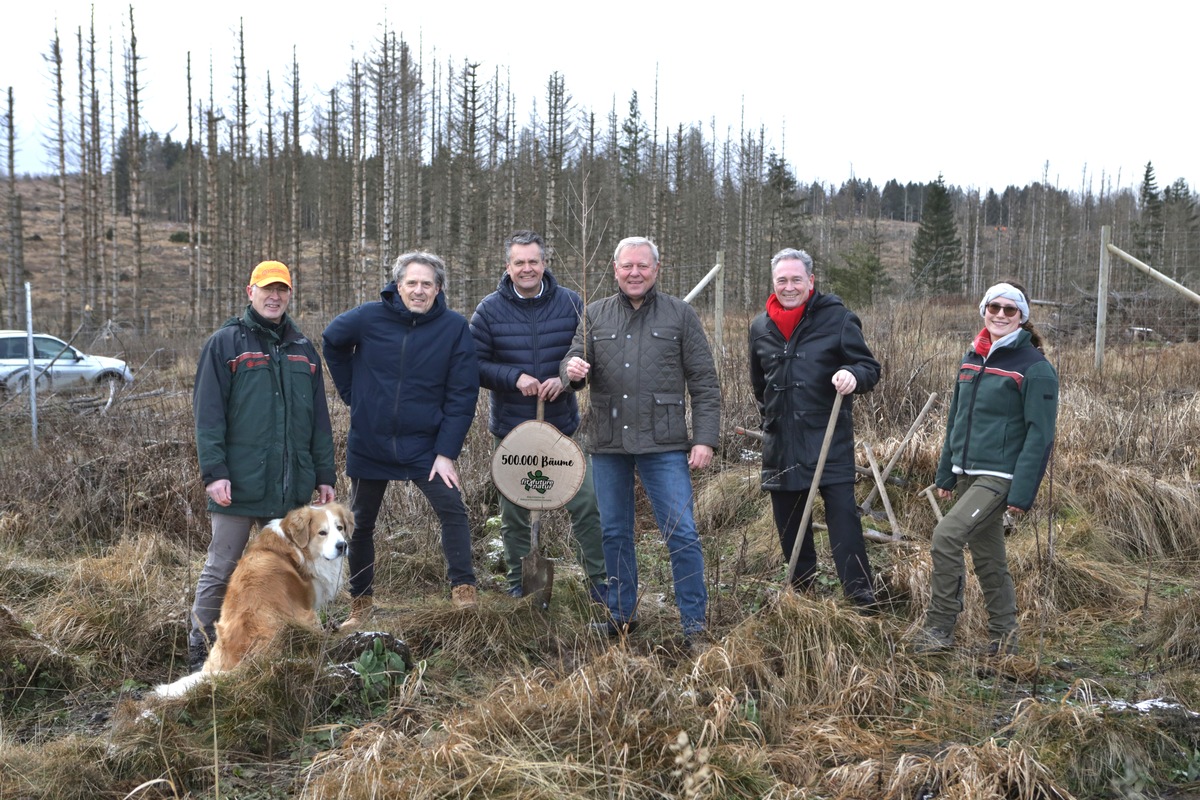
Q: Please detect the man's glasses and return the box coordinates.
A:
[986,303,1020,318]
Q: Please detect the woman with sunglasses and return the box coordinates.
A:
[914,280,1058,656]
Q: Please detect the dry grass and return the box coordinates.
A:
[4,306,1200,798]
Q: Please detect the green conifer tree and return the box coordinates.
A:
[909,175,963,296]
[825,236,891,309]
[1133,161,1165,264]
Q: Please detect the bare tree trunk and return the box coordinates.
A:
[234,21,249,291]
[187,55,200,324]
[125,7,145,331]
[4,87,26,327]
[544,71,568,255]
[290,53,302,284]
[265,74,276,259]
[107,40,119,320]
[51,29,74,332]
[351,61,367,305]
[76,27,93,330]
[204,101,220,327]
[87,16,104,321]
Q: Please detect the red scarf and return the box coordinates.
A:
[973,327,992,358]
[766,291,811,341]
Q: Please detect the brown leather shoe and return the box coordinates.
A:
[339,595,374,631]
[451,584,478,609]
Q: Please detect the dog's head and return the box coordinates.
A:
[273,502,352,561]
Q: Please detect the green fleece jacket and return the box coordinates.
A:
[193,307,336,517]
[935,329,1058,511]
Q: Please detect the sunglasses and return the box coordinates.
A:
[986,303,1020,318]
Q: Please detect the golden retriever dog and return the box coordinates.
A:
[154,502,352,698]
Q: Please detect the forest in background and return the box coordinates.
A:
[1,10,1198,339]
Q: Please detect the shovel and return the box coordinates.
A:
[520,399,555,607]
[490,396,586,610]
[785,393,843,587]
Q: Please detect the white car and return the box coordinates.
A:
[0,330,134,394]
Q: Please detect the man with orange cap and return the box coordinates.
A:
[186,260,336,671]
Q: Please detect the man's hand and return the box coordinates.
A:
[516,373,541,397]
[314,484,336,505]
[565,357,591,382]
[539,376,564,401]
[832,369,857,396]
[206,478,232,507]
[688,444,713,470]
[429,454,461,490]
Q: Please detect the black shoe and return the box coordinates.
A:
[849,593,881,615]
[187,641,208,673]
[986,633,1020,657]
[589,619,639,637]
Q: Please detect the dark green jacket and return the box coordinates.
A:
[935,329,1058,511]
[194,307,336,517]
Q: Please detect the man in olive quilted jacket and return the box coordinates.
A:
[562,236,721,641]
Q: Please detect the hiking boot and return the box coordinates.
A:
[912,626,955,654]
[848,592,881,615]
[339,595,374,631]
[589,619,639,638]
[986,633,1019,657]
[682,628,713,652]
[451,583,478,609]
[187,641,208,673]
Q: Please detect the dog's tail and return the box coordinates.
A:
[152,669,211,699]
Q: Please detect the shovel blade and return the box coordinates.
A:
[521,552,554,609]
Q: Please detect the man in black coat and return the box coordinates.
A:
[748,248,881,606]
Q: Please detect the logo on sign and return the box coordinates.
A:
[521,469,555,494]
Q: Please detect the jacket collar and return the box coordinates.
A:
[618,282,658,310]
[237,305,293,342]
[380,282,448,324]
[499,268,559,304]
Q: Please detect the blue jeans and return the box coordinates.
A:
[592,451,707,634]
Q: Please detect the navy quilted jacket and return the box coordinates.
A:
[322,285,479,480]
[470,269,583,438]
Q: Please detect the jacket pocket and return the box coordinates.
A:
[227,443,267,504]
[291,450,316,504]
[648,326,682,361]
[591,393,616,447]
[652,392,687,444]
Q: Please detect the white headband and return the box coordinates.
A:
[979,282,1029,323]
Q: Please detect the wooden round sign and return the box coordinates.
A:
[491,420,586,511]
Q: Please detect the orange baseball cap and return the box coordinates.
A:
[249,260,292,288]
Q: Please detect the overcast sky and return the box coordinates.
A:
[2,1,1194,195]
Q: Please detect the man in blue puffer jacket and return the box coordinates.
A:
[323,251,481,619]
[470,230,606,601]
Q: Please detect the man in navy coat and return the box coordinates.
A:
[323,251,481,618]
[470,231,606,601]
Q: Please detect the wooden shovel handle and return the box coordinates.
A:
[785,393,843,586]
